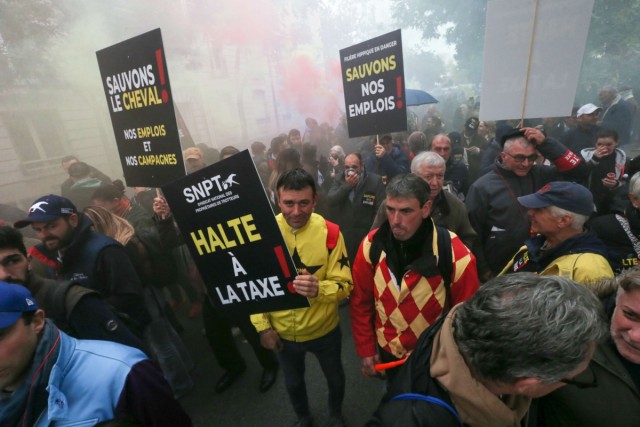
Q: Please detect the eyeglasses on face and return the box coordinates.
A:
[559,364,597,389]
[504,152,538,163]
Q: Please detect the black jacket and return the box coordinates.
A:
[589,203,640,273]
[466,137,589,275]
[29,214,149,330]
[327,169,386,262]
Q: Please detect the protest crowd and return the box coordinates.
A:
[3,82,640,427]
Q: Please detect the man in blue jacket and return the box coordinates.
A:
[0,281,191,426]
[363,134,409,185]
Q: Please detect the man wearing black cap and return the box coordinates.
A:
[499,181,614,285]
[460,117,486,182]
[14,194,149,335]
[0,281,191,426]
[466,127,588,281]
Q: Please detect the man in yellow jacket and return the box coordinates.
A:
[251,168,353,427]
[500,181,614,287]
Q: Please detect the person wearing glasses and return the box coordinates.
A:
[369,273,607,427]
[465,127,588,282]
[499,181,614,286]
[538,268,640,426]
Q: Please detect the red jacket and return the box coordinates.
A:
[350,220,479,359]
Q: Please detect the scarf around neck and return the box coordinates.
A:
[0,319,61,427]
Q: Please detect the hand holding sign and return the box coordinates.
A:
[374,143,387,159]
[292,269,319,298]
[153,196,171,217]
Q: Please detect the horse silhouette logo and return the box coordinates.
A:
[222,174,239,190]
[29,201,49,213]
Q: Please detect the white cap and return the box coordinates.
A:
[577,103,603,117]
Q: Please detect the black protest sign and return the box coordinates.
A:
[340,29,406,138]
[96,28,185,187]
[161,150,309,315]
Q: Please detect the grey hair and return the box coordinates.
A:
[386,174,431,206]
[453,273,608,384]
[617,267,640,293]
[629,172,640,197]
[548,206,589,230]
[503,136,533,152]
[411,151,446,173]
[330,145,346,159]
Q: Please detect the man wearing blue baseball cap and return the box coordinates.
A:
[499,181,614,286]
[0,281,191,426]
[14,194,149,334]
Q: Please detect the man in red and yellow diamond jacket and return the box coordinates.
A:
[351,174,479,381]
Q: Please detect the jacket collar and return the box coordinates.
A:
[430,306,531,426]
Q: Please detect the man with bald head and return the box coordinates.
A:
[429,133,469,197]
[599,85,633,147]
[327,152,385,263]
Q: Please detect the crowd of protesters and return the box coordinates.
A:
[2,83,640,426]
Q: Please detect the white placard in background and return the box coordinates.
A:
[480,0,595,121]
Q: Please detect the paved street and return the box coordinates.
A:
[176,303,385,427]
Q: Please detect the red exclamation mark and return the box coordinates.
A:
[155,49,169,103]
[273,246,296,293]
[396,76,403,109]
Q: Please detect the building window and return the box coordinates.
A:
[1,110,66,173]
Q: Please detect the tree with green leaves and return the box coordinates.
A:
[392,0,640,101]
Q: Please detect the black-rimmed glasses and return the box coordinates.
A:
[504,152,538,163]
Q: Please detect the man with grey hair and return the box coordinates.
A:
[370,151,476,249]
[352,174,478,382]
[466,127,588,281]
[500,181,614,285]
[539,268,640,426]
[598,84,633,146]
[370,273,608,426]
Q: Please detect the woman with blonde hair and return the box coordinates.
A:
[84,206,194,398]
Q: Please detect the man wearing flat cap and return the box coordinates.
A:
[466,127,588,281]
[500,181,614,286]
[0,281,191,426]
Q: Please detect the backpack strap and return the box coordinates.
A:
[369,224,454,309]
[372,315,461,426]
[45,279,75,323]
[435,226,453,313]
[616,214,640,258]
[325,219,340,252]
[390,393,463,426]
